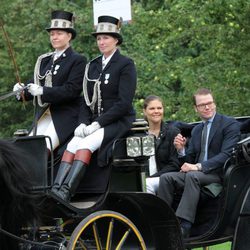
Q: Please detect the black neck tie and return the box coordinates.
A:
[198,121,208,163]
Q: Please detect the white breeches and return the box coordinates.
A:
[146,177,160,195]
[29,110,59,150]
[66,128,104,154]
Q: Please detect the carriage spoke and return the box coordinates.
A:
[105,218,114,250]
[92,221,103,250]
[78,239,88,250]
[68,211,146,250]
[115,228,131,250]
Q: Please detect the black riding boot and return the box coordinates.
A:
[51,162,71,193]
[56,160,87,201]
[51,150,74,194]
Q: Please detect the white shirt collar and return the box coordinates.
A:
[102,49,117,69]
[54,49,66,61]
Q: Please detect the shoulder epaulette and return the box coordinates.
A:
[37,51,54,60]
[89,55,102,64]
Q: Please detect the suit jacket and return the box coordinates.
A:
[183,113,240,176]
[150,122,180,177]
[24,47,87,144]
[78,49,137,166]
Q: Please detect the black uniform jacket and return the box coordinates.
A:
[79,49,137,166]
[24,47,87,144]
[150,122,180,177]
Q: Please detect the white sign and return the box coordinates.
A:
[93,0,132,25]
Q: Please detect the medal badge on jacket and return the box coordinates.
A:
[53,65,60,75]
[104,73,110,84]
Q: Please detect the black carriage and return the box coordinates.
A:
[1,117,250,250]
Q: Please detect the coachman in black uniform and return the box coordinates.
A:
[51,15,137,201]
[13,10,87,152]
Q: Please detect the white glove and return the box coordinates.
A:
[74,123,87,137]
[28,83,43,96]
[13,83,25,100]
[83,122,101,136]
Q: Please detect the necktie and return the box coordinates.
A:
[198,121,209,163]
[102,57,108,69]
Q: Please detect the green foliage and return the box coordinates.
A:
[1,0,250,137]
[127,0,250,121]
[0,0,95,138]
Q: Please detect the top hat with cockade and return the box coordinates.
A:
[46,10,76,39]
[92,15,123,45]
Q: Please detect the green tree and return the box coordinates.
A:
[127,0,250,121]
[0,0,95,137]
[1,0,250,138]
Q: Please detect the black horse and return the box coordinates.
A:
[0,139,39,250]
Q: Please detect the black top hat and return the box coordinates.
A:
[46,10,76,39]
[92,15,123,45]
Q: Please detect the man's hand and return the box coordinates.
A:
[180,162,198,172]
[27,83,43,96]
[13,83,25,100]
[74,123,87,137]
[174,133,187,151]
[83,122,101,136]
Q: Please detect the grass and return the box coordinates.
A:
[193,242,231,249]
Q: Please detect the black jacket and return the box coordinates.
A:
[79,49,137,166]
[150,122,180,177]
[24,46,87,144]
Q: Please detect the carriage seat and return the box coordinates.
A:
[109,119,153,192]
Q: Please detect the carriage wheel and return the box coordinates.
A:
[67,210,147,250]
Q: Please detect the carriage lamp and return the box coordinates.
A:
[142,135,155,156]
[126,136,141,157]
[126,135,155,157]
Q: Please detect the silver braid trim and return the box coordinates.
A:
[82,63,102,115]
[33,52,54,107]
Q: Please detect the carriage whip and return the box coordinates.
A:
[0,19,26,103]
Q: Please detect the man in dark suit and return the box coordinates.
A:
[158,88,240,238]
